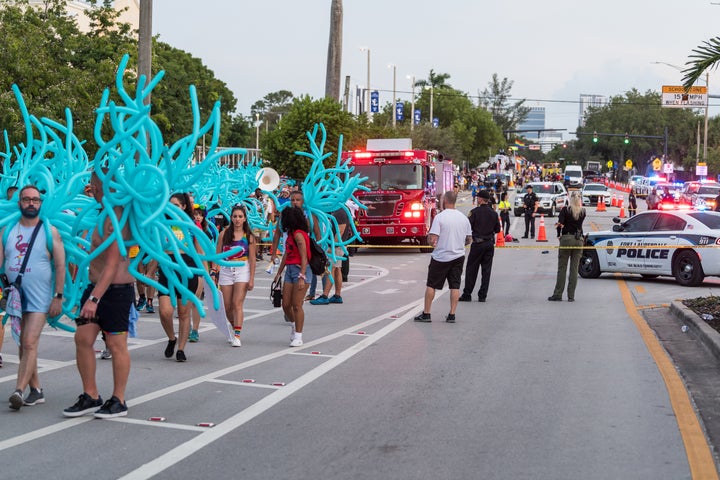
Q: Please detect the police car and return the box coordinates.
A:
[513,182,568,217]
[579,210,720,286]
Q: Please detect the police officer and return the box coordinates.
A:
[522,184,539,239]
[459,190,501,302]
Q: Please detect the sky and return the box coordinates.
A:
[152,0,720,142]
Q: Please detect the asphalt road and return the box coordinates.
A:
[1,188,719,479]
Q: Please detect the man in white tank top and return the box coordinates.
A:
[1,185,66,410]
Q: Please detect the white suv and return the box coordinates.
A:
[514,182,568,217]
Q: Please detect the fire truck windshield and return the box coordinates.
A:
[354,164,422,191]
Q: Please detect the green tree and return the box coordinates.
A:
[478,73,530,133]
[250,90,294,134]
[578,89,698,176]
[261,96,357,178]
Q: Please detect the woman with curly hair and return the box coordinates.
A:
[273,206,310,347]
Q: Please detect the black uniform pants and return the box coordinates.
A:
[462,241,495,300]
[524,211,535,237]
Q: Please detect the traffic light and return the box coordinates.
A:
[562,143,567,149]
[592,131,598,143]
[624,133,630,144]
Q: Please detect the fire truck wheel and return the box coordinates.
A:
[418,236,431,254]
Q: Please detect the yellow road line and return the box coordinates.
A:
[635,285,646,294]
[617,278,719,479]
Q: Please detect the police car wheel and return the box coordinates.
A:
[548,204,556,217]
[673,250,704,287]
[514,209,522,217]
[578,250,601,278]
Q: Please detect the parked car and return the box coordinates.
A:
[635,176,667,198]
[629,175,644,194]
[513,182,568,217]
[581,183,611,206]
[579,210,720,286]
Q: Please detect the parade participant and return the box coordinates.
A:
[522,184,538,239]
[0,186,19,369]
[135,258,157,314]
[211,205,256,347]
[189,205,215,342]
[548,192,586,302]
[158,193,205,362]
[459,190,501,303]
[273,206,310,346]
[3,186,65,410]
[498,191,511,236]
[310,207,348,305]
[414,191,472,323]
[63,172,134,418]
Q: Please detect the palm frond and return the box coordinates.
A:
[682,36,720,89]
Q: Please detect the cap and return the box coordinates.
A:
[478,190,491,200]
[525,185,533,189]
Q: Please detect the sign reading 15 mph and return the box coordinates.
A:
[661,85,707,108]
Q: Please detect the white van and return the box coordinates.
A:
[564,165,583,188]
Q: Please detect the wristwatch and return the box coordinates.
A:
[89,295,100,304]
[53,292,63,299]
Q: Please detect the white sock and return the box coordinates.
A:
[294,332,302,340]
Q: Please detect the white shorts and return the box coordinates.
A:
[218,265,250,285]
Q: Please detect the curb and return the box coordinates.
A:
[670,300,720,360]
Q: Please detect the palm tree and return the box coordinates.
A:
[414,69,452,89]
[324,0,343,101]
[682,37,720,89]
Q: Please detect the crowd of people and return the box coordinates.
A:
[1,180,353,418]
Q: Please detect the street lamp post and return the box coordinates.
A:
[429,85,434,125]
[360,47,371,121]
[255,113,261,150]
[407,74,415,131]
[388,64,396,128]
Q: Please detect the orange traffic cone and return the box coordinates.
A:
[618,196,624,209]
[596,196,606,212]
[618,197,626,218]
[611,193,617,207]
[536,214,548,242]
[496,229,506,247]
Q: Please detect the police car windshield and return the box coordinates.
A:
[583,184,606,191]
[688,212,720,229]
[530,184,553,194]
[698,186,720,195]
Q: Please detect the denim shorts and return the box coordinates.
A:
[284,264,306,284]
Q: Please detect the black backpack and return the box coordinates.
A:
[308,237,329,275]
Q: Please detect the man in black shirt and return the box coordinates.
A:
[522,184,539,239]
[459,190,501,302]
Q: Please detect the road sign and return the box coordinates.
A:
[696,163,708,176]
[663,163,674,174]
[432,117,439,128]
[395,102,404,121]
[370,91,379,113]
[661,85,707,108]
[413,109,421,125]
[652,157,662,171]
[606,160,613,168]
[528,144,541,151]
[625,159,633,169]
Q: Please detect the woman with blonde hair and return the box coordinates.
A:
[548,192,586,302]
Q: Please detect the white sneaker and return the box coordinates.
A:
[289,336,303,347]
[231,335,242,347]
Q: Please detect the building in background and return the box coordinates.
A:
[517,106,546,140]
[27,0,138,33]
[578,94,608,127]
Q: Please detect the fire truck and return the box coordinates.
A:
[343,139,455,250]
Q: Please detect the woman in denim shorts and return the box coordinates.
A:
[272,206,310,347]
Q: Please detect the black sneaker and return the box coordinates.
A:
[9,389,23,410]
[24,387,45,406]
[164,338,177,358]
[446,314,456,323]
[63,393,103,417]
[93,396,128,419]
[458,295,472,302]
[176,350,187,362]
[414,313,431,323]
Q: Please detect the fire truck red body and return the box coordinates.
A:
[343,140,454,246]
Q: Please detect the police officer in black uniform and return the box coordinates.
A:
[522,184,539,239]
[459,190,501,302]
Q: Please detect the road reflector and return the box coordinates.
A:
[242,379,255,383]
[197,422,215,427]
[148,417,166,422]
